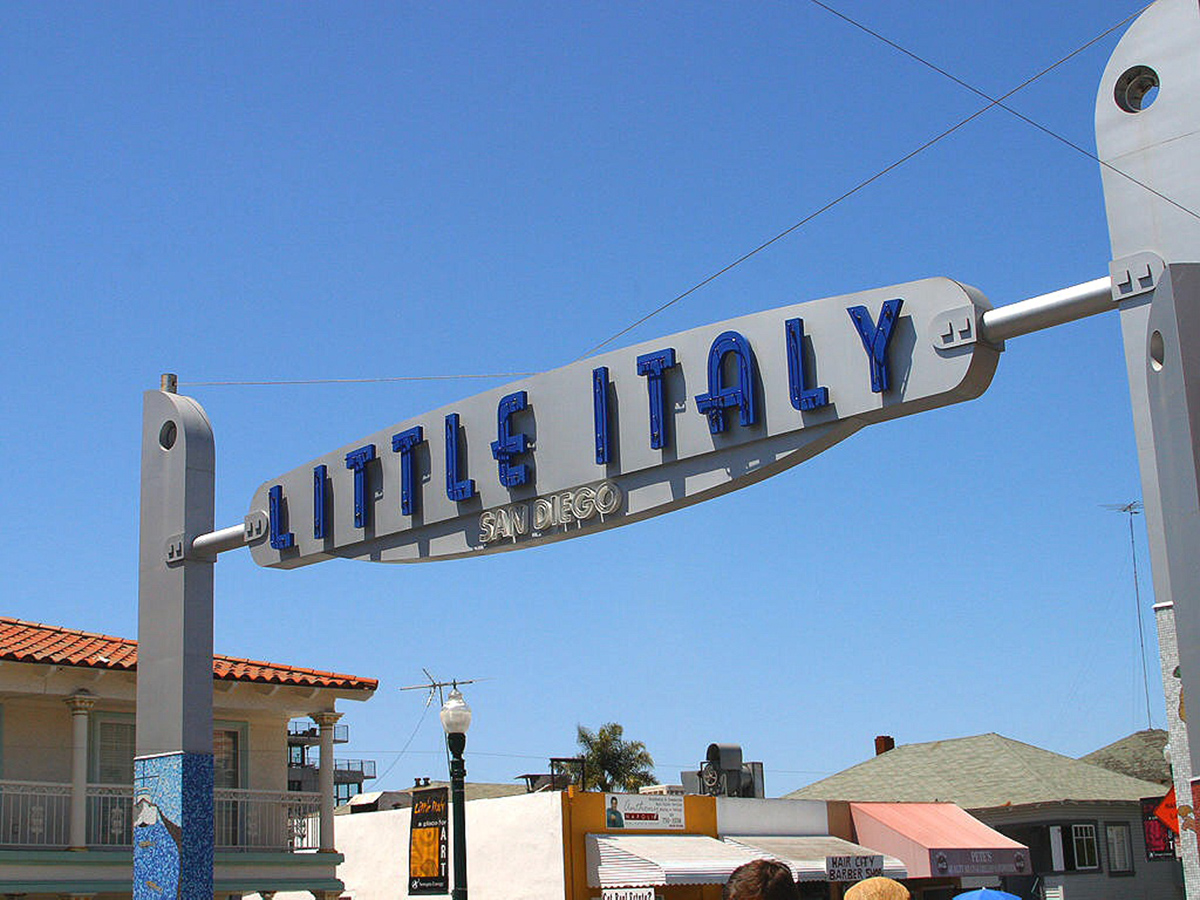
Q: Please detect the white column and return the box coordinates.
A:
[311,710,342,852]
[64,692,95,850]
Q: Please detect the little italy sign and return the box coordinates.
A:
[249,276,999,567]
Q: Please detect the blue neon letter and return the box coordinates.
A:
[847,298,903,393]
[636,348,677,449]
[445,414,476,501]
[344,444,377,529]
[313,465,328,539]
[490,391,531,488]
[593,367,611,464]
[268,484,294,550]
[694,331,757,434]
[391,426,425,515]
[785,318,830,411]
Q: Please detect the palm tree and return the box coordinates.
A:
[576,722,658,792]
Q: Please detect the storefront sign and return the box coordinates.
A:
[600,889,657,900]
[408,786,449,894]
[1143,793,1177,859]
[931,847,1028,876]
[604,793,686,830]
[249,277,999,567]
[825,854,884,881]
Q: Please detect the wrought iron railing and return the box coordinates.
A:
[214,788,322,851]
[0,780,71,846]
[87,784,133,846]
[0,781,321,851]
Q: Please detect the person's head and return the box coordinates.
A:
[610,797,619,808]
[723,859,798,900]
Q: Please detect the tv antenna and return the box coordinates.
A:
[1103,500,1152,730]
[400,669,487,773]
[399,668,485,708]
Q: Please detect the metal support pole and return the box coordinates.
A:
[979,277,1112,343]
[447,731,468,900]
[135,383,215,899]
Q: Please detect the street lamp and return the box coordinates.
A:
[440,686,472,900]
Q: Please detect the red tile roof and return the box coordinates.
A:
[0,617,377,692]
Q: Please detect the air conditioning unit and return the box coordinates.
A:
[680,743,764,798]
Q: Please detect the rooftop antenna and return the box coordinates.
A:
[399,668,485,709]
[400,670,487,774]
[1103,500,1153,730]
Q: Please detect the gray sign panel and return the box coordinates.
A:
[248,277,999,567]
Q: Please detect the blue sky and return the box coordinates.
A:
[1,1,1165,795]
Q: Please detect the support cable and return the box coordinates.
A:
[573,3,1169,361]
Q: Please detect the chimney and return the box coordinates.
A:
[874,735,895,755]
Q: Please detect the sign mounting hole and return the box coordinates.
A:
[1115,65,1159,112]
[1150,330,1165,372]
[159,420,177,450]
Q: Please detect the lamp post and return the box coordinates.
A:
[440,686,472,900]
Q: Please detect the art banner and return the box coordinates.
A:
[408,786,449,894]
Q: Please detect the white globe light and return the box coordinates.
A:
[440,688,473,735]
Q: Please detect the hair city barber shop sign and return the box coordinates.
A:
[249,277,999,567]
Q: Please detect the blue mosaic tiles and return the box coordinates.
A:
[133,752,214,900]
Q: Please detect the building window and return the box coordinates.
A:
[1047,822,1101,872]
[90,714,246,787]
[335,781,359,805]
[93,715,136,784]
[1107,822,1134,874]
[213,729,240,788]
[1071,824,1099,870]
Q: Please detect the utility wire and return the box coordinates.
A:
[370,689,437,784]
[182,5,1178,386]
[808,0,1199,223]
[179,373,536,387]
[574,2,1164,361]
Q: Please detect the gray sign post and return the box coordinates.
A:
[134,383,216,899]
[1095,0,1200,878]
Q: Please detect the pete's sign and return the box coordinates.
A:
[249,277,999,567]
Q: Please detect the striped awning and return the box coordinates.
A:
[723,835,908,882]
[586,833,768,887]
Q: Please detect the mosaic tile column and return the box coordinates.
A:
[133,752,213,900]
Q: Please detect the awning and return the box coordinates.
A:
[586,833,767,887]
[850,802,1031,879]
[723,835,908,882]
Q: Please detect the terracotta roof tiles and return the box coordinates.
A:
[0,616,376,692]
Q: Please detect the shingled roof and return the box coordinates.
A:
[0,616,377,692]
[1079,729,1171,787]
[785,733,1165,810]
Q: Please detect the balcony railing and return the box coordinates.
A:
[88,784,133,846]
[288,721,349,743]
[335,757,377,778]
[0,780,71,846]
[0,781,320,851]
[290,757,378,781]
[215,788,321,851]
